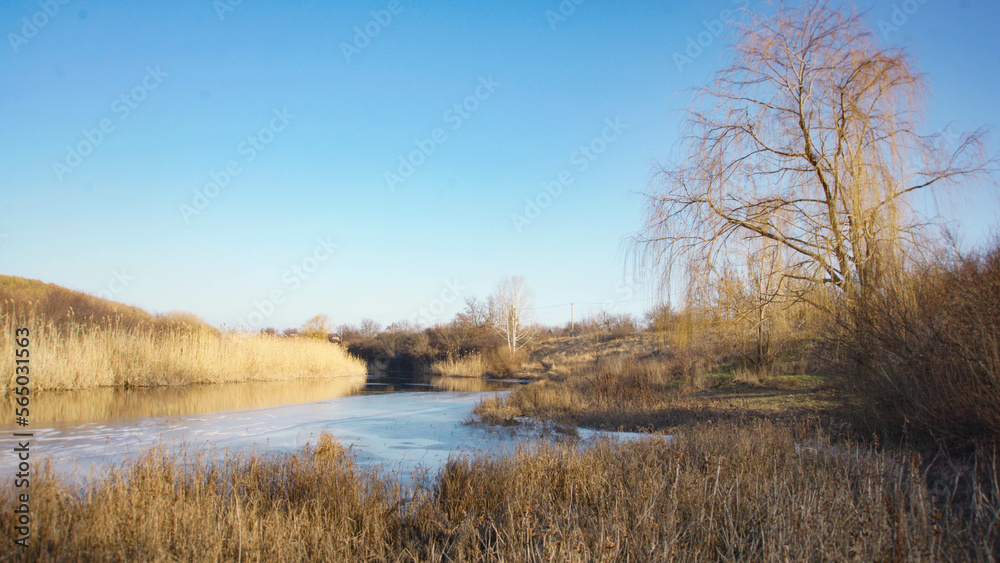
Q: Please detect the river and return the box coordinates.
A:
[2,375,656,486]
[0,376,539,484]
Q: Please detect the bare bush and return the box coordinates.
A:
[829,243,1000,448]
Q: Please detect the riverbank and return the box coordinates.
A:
[465,330,1000,558]
[5,423,995,561]
[4,326,997,560]
[474,334,835,433]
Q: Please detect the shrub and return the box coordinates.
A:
[484,345,526,377]
[830,244,1000,449]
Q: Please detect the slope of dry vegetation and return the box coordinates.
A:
[477,296,829,431]
[0,276,367,391]
[491,244,1000,449]
[0,275,167,331]
[4,427,996,562]
[469,245,1000,558]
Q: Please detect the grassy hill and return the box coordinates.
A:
[0,274,204,331]
[0,275,366,391]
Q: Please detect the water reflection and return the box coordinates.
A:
[1,375,521,425]
[429,376,524,392]
[368,375,523,394]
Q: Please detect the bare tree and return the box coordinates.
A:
[386,319,419,333]
[634,1,995,301]
[490,275,538,355]
[455,296,492,330]
[359,318,382,338]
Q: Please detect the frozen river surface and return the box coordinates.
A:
[3,380,656,484]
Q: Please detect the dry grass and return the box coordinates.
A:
[431,353,489,378]
[0,275,163,331]
[519,334,665,379]
[0,304,367,391]
[4,425,997,561]
[477,348,834,433]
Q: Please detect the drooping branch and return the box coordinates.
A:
[631,0,995,304]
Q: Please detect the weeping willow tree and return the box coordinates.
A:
[635,1,993,305]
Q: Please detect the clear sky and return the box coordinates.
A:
[1,0,998,330]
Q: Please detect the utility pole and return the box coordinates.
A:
[570,302,574,336]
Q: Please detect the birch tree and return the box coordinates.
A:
[490,275,538,356]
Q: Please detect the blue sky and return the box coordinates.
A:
[1,0,998,330]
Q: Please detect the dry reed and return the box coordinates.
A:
[3,424,996,561]
[0,304,367,392]
[431,354,489,378]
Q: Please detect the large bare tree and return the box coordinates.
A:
[635,1,994,301]
[490,275,538,356]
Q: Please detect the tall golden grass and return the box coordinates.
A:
[0,304,367,392]
[431,353,489,378]
[4,424,996,561]
[476,355,696,431]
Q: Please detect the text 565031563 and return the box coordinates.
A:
[12,327,32,548]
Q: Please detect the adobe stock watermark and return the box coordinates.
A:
[95,268,134,301]
[384,75,500,192]
[930,123,961,153]
[51,65,169,182]
[909,123,961,170]
[236,236,340,329]
[545,0,587,31]
[580,274,645,334]
[178,107,294,223]
[511,117,627,232]
[672,0,748,73]
[409,278,467,326]
[7,0,73,54]
[604,276,639,313]
[213,0,246,21]
[340,0,405,63]
[878,0,930,40]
